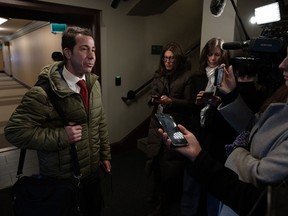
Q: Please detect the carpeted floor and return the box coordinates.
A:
[0,148,155,216]
[0,72,29,150]
[102,149,156,216]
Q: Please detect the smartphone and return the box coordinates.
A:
[214,66,224,86]
[155,113,188,147]
[151,95,160,99]
[203,91,214,98]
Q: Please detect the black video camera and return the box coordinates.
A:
[223,37,287,96]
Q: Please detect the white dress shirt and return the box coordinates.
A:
[62,66,86,93]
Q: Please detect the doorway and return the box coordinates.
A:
[0,0,101,76]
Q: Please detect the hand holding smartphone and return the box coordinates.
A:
[155,113,188,147]
[214,66,224,86]
[151,95,160,99]
[202,91,214,99]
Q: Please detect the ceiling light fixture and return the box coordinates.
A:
[0,17,8,25]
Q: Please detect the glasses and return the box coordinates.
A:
[207,52,221,57]
[162,56,175,62]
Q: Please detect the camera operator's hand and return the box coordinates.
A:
[158,124,202,162]
[218,65,237,94]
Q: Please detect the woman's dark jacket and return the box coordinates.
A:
[191,73,238,164]
[146,68,195,157]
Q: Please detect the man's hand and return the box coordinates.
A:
[158,124,202,162]
[64,122,82,144]
[100,160,112,174]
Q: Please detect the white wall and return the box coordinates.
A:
[201,0,236,51]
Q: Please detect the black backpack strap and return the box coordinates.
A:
[35,80,68,125]
[16,148,26,178]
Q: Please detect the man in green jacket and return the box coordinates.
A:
[5,26,111,216]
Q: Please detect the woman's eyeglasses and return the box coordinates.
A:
[207,52,221,57]
[162,56,175,62]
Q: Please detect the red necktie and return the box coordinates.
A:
[77,79,88,111]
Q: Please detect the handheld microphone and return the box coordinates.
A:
[222,41,250,50]
[210,0,227,17]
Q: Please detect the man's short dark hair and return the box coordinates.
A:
[61,26,93,51]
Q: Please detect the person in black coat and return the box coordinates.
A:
[182,37,238,216]
[158,124,266,216]
[146,42,194,216]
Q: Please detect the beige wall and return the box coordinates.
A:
[8,24,62,86]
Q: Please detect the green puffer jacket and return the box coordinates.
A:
[5,62,111,179]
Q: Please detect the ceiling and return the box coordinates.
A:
[1,1,288,42]
[0,18,33,42]
[0,0,177,42]
[127,0,178,16]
